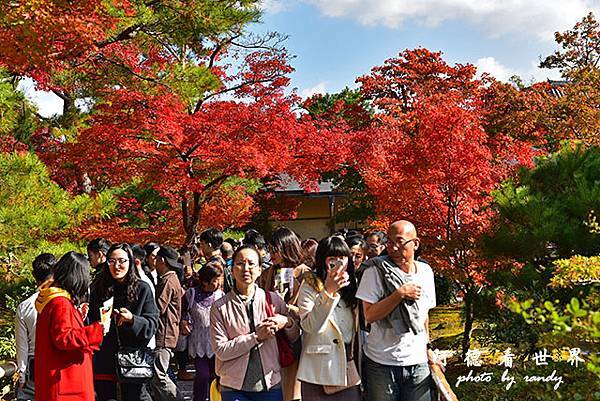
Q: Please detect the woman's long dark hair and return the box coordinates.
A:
[92,243,140,303]
[270,226,303,268]
[53,251,91,306]
[314,236,358,308]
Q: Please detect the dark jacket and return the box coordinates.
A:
[89,280,158,375]
[155,270,182,348]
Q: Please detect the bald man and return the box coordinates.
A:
[356,220,437,401]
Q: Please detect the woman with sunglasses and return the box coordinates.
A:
[260,226,310,306]
[260,227,311,401]
[89,243,159,401]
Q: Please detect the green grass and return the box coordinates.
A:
[429,304,465,351]
[426,303,600,400]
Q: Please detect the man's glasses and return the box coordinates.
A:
[387,238,416,250]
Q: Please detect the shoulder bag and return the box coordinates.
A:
[264,291,295,368]
[114,316,155,383]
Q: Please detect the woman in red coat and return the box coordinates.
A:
[34,251,108,401]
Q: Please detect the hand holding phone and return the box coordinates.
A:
[324,258,350,296]
[99,297,113,335]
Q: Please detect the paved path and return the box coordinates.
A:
[175,367,195,401]
[179,378,193,401]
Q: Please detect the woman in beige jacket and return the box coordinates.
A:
[210,245,300,401]
[296,236,362,401]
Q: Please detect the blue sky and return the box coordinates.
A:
[253,0,598,97]
[22,0,599,116]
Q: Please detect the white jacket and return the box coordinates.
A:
[15,292,38,383]
[296,274,358,386]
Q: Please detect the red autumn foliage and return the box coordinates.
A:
[0,135,27,154]
[0,0,125,88]
[0,0,350,245]
[44,50,348,246]
[355,48,539,353]
[356,48,536,282]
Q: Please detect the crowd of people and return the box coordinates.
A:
[15,220,439,401]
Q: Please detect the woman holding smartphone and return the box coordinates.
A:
[296,236,361,401]
[89,243,159,401]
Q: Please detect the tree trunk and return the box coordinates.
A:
[183,229,197,252]
[181,192,202,249]
[461,288,475,359]
[63,95,74,116]
[181,204,196,250]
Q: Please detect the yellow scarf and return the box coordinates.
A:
[302,271,324,292]
[35,286,72,313]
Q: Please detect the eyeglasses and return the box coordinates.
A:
[234,260,260,269]
[367,243,382,249]
[387,238,417,250]
[108,258,129,266]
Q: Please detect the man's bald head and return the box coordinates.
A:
[388,220,417,239]
[387,220,420,268]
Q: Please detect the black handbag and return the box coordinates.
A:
[114,317,155,384]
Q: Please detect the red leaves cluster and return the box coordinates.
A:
[0,135,27,154]
[354,49,537,286]
[47,51,348,242]
[0,0,123,87]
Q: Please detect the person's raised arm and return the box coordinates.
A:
[49,298,103,353]
[362,282,421,324]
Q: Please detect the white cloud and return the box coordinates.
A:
[17,78,63,118]
[523,60,563,83]
[475,57,518,82]
[475,57,564,84]
[260,0,293,13]
[301,81,328,98]
[304,0,599,41]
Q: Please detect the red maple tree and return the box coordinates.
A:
[48,49,347,246]
[0,1,350,246]
[356,48,537,354]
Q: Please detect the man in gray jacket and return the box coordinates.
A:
[151,245,183,401]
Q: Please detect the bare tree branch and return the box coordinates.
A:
[96,24,144,48]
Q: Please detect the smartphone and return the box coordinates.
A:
[328,259,344,270]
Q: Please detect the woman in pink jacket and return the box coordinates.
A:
[210,245,300,401]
